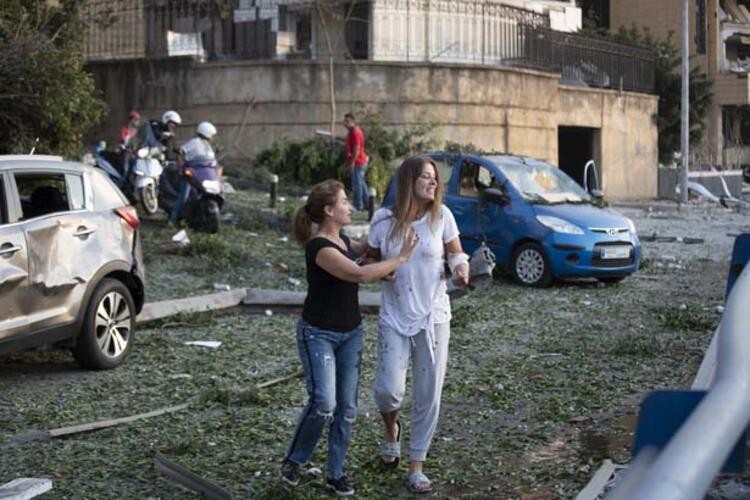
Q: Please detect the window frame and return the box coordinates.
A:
[10,169,76,222]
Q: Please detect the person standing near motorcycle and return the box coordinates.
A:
[150,110,182,160]
[170,121,218,226]
[119,110,141,147]
[117,110,142,188]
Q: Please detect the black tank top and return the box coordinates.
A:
[302,235,361,332]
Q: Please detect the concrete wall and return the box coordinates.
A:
[87,58,658,199]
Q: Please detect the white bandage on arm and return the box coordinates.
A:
[447,252,469,273]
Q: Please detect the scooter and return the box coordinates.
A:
[159,159,224,233]
[132,144,164,215]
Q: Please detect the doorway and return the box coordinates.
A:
[558,126,601,189]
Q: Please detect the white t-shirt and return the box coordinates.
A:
[368,205,460,337]
[180,137,216,163]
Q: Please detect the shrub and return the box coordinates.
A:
[252,110,439,196]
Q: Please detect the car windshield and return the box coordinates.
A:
[493,158,591,204]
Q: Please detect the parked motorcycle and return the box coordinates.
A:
[132,145,164,215]
[159,160,224,233]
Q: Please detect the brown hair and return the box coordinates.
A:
[293,179,345,245]
[389,156,444,241]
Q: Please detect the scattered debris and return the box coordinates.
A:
[715,305,725,314]
[273,262,289,273]
[278,236,289,243]
[169,374,193,380]
[575,459,618,500]
[264,309,273,317]
[287,277,301,287]
[264,242,274,247]
[221,213,239,225]
[679,303,688,310]
[4,403,193,444]
[137,289,248,324]
[184,341,222,349]
[248,232,259,237]
[0,478,52,500]
[582,300,592,306]
[255,370,303,390]
[213,283,231,291]
[306,467,322,477]
[172,229,190,248]
[154,452,234,500]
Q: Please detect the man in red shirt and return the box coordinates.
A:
[344,113,369,211]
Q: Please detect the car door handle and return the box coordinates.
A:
[73,227,96,238]
[0,243,22,257]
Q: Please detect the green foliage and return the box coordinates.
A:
[0,0,106,157]
[581,24,713,164]
[254,110,438,195]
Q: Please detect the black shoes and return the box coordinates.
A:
[280,460,300,486]
[326,476,355,496]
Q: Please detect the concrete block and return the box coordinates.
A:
[0,478,52,500]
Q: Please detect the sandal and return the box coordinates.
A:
[407,471,433,494]
[379,420,401,469]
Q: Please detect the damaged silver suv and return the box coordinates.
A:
[0,155,144,369]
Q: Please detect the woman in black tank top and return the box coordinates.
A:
[280,180,417,496]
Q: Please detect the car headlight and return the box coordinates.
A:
[536,215,584,235]
[202,180,221,194]
[625,217,637,234]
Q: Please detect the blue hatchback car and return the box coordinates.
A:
[383,152,640,287]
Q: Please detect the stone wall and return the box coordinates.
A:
[87,58,658,199]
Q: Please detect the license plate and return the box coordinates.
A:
[601,246,630,259]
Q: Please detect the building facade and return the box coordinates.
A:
[84,0,659,199]
[610,0,750,170]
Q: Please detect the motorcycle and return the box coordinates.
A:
[159,159,224,233]
[132,145,164,215]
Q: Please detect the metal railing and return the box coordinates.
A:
[515,25,656,93]
[83,0,655,93]
[611,263,750,499]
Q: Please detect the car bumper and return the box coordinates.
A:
[541,232,641,277]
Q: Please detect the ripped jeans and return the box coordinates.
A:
[285,318,363,479]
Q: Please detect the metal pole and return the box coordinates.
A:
[367,187,377,221]
[680,0,690,204]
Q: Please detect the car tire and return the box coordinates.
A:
[511,242,553,287]
[598,276,626,284]
[73,278,135,370]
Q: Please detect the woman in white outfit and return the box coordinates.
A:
[367,156,469,494]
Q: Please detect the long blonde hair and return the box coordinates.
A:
[389,156,444,242]
[293,179,345,245]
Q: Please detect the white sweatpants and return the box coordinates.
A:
[373,321,450,462]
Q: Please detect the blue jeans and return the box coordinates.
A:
[285,318,363,480]
[170,176,191,224]
[351,163,369,211]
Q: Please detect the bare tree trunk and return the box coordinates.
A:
[316,1,337,136]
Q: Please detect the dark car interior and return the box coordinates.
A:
[15,174,70,220]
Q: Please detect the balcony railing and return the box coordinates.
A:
[514,25,656,93]
[83,0,655,93]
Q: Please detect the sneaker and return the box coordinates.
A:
[326,476,355,496]
[280,460,300,486]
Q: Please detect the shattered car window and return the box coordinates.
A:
[90,168,128,210]
[14,173,70,220]
[493,159,591,204]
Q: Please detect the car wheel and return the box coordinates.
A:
[140,184,159,215]
[73,278,135,369]
[598,276,626,284]
[511,242,553,287]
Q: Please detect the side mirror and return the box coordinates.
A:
[482,187,509,205]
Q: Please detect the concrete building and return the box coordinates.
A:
[84,0,658,199]
[608,0,750,170]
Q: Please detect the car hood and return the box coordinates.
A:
[532,203,630,229]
